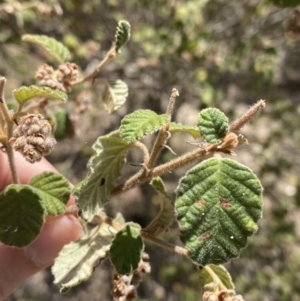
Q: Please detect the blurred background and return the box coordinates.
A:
[1,0,300,300]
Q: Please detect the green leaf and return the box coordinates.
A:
[175,158,263,265]
[198,108,228,144]
[102,80,128,114]
[270,0,300,7]
[146,177,175,236]
[77,131,132,220]
[22,34,71,63]
[114,20,131,53]
[0,185,45,247]
[110,223,144,274]
[54,109,74,140]
[120,109,170,143]
[169,122,201,139]
[29,172,71,215]
[52,221,117,292]
[199,264,235,292]
[13,85,67,105]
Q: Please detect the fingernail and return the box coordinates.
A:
[25,215,83,266]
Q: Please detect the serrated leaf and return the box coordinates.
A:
[114,20,131,53]
[270,0,300,7]
[53,221,117,292]
[169,122,201,139]
[175,158,263,265]
[110,223,144,274]
[22,34,71,63]
[199,264,235,291]
[13,85,67,105]
[102,80,128,114]
[77,131,132,220]
[54,109,74,140]
[198,108,229,144]
[0,185,45,247]
[146,177,175,236]
[120,109,170,143]
[29,172,71,215]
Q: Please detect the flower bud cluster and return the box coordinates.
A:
[9,114,56,163]
[36,62,78,93]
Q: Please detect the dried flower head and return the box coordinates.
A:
[9,114,56,163]
[36,63,78,93]
[111,253,151,301]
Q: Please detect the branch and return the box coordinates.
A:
[71,48,116,86]
[110,144,216,197]
[0,77,19,184]
[140,231,188,257]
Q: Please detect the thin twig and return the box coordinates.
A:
[132,141,150,166]
[110,144,216,197]
[166,88,179,116]
[0,77,19,184]
[229,100,266,132]
[147,89,179,168]
[71,48,116,86]
[141,231,188,257]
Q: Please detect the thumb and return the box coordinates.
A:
[0,214,83,300]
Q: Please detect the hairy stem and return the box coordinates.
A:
[0,77,19,184]
[147,89,179,168]
[229,99,266,132]
[110,145,216,197]
[141,231,188,256]
[71,48,116,86]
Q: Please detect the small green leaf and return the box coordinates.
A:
[145,177,175,236]
[120,109,170,143]
[102,80,128,114]
[199,264,235,292]
[77,131,132,220]
[53,221,117,292]
[54,109,74,140]
[169,122,201,139]
[198,108,228,144]
[22,34,71,63]
[0,185,45,247]
[270,0,300,7]
[175,158,263,265]
[110,223,144,274]
[29,172,71,215]
[114,20,131,53]
[13,85,67,105]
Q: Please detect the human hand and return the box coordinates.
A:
[0,151,83,300]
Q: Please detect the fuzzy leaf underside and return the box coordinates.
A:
[110,223,144,275]
[146,177,175,236]
[0,185,45,247]
[198,108,229,144]
[52,222,117,292]
[199,264,235,292]
[22,34,71,63]
[77,131,132,220]
[175,158,263,265]
[102,80,128,114]
[169,122,201,139]
[114,20,131,52]
[13,85,67,105]
[29,172,71,215]
[120,109,170,143]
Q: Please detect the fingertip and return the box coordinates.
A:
[26,215,84,266]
